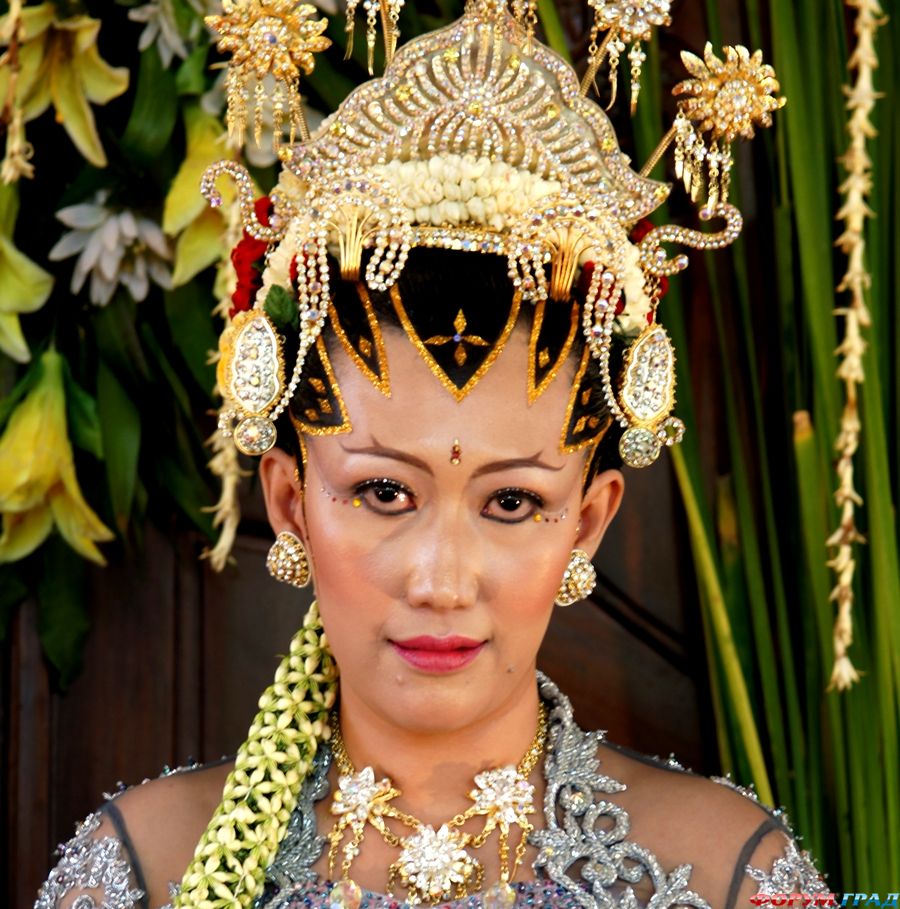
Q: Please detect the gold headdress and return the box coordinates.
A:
[204,0,783,470]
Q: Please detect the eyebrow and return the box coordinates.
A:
[338,438,564,477]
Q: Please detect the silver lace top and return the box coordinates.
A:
[34,674,829,909]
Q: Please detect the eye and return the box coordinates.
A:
[482,488,544,524]
[355,479,416,515]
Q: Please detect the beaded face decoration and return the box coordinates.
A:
[204,0,783,469]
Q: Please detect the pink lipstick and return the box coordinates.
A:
[390,635,485,673]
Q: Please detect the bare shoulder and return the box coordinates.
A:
[108,759,234,907]
[596,740,794,904]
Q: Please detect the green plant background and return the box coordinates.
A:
[0,0,897,892]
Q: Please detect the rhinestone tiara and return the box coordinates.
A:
[202,0,784,467]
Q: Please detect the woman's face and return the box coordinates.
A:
[261,324,623,735]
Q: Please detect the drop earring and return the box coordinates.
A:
[554,549,596,606]
[267,531,311,588]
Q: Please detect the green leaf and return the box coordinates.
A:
[175,44,210,96]
[62,361,103,459]
[304,36,359,110]
[121,48,179,166]
[171,0,201,35]
[0,564,28,641]
[93,291,151,385]
[164,282,218,395]
[265,284,299,333]
[0,355,44,431]
[139,322,194,420]
[36,538,89,690]
[535,0,572,63]
[155,414,215,540]
[98,360,141,532]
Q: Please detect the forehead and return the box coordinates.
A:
[320,324,577,465]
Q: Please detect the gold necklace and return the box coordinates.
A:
[326,703,548,907]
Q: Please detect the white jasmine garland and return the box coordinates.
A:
[266,153,652,339]
[371,155,561,230]
[259,219,304,301]
[615,240,654,336]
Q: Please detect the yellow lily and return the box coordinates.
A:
[0,350,113,564]
[0,3,129,168]
[164,105,235,287]
[0,184,53,362]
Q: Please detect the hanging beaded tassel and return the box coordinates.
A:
[206,0,331,150]
[345,0,405,74]
[580,0,672,112]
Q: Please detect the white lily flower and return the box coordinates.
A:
[49,192,173,307]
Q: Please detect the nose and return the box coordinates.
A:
[404,506,479,610]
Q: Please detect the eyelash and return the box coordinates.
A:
[351,480,545,524]
[486,487,545,523]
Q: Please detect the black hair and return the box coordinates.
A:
[277,247,623,487]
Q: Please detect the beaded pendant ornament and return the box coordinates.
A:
[204,0,784,468]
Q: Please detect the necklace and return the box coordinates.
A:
[326,703,548,907]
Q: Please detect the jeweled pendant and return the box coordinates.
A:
[234,415,277,455]
[619,425,661,468]
[394,824,478,904]
[227,311,285,415]
[328,879,363,909]
[483,881,517,909]
[620,323,676,425]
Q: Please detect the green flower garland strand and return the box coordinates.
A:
[173,602,338,909]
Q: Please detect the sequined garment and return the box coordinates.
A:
[34,812,145,909]
[35,675,828,909]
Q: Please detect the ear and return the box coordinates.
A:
[259,448,308,542]
[573,468,624,557]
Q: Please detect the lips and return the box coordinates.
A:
[390,635,485,673]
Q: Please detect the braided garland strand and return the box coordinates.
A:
[173,602,338,909]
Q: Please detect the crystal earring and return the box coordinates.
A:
[267,531,311,588]
[555,549,597,607]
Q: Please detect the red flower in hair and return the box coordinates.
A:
[254,196,274,227]
[231,238,267,275]
[630,218,656,244]
[230,278,260,318]
[227,196,275,318]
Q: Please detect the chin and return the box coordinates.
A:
[384,683,495,735]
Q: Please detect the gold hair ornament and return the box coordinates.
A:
[642,42,786,206]
[206,0,331,150]
[580,0,673,113]
[345,0,405,74]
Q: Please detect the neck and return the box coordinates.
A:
[334,669,542,824]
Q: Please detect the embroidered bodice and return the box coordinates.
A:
[34,675,828,909]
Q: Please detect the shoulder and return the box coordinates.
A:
[594,739,828,907]
[36,758,233,909]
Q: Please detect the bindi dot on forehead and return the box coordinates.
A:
[450,439,462,465]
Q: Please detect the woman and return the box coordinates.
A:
[35,1,827,907]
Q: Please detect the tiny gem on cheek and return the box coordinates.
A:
[352,497,362,507]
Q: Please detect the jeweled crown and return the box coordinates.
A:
[203,0,784,468]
